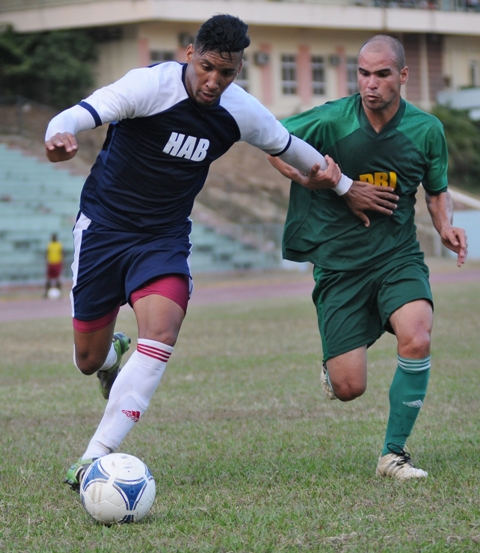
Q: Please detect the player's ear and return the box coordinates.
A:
[185,44,194,62]
[400,66,409,85]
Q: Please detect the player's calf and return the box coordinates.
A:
[97,332,131,400]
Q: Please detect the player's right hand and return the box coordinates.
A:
[344,180,399,227]
[440,225,468,267]
[45,132,78,162]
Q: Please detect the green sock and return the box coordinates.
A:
[381,355,430,456]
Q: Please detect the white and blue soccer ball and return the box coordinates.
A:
[80,453,156,525]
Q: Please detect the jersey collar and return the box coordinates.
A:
[356,94,406,139]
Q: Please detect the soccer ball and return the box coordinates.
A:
[80,453,156,525]
[47,287,61,299]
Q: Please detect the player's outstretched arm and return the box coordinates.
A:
[268,154,340,189]
[45,103,99,163]
[344,180,398,228]
[45,132,78,163]
[268,155,399,227]
[426,190,468,267]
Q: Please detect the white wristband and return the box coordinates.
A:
[333,174,353,196]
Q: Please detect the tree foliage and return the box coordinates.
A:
[0,25,97,110]
[431,105,480,192]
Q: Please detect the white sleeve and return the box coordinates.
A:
[224,88,352,195]
[222,86,295,154]
[45,64,184,142]
[81,64,187,124]
[45,65,183,142]
[44,68,148,141]
[79,66,165,123]
[279,135,352,195]
[45,104,97,140]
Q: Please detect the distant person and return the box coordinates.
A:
[44,233,63,298]
[45,14,396,492]
[270,34,467,479]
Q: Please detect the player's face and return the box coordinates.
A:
[184,45,243,107]
[357,45,408,117]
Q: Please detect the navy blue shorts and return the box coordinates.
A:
[71,213,193,321]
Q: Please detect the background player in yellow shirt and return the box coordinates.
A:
[45,233,63,298]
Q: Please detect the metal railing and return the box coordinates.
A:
[0,0,479,14]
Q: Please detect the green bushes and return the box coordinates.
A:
[0,25,97,110]
[432,105,480,193]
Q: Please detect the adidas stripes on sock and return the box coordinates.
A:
[381,355,430,456]
[82,338,173,459]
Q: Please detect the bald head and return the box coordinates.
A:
[359,35,405,71]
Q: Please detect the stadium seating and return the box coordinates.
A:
[0,143,280,283]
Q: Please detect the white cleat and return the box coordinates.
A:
[376,446,428,480]
[321,364,337,400]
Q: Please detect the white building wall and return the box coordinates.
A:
[443,35,480,90]
[2,1,480,115]
[94,26,140,88]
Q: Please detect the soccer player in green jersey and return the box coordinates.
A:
[270,35,467,479]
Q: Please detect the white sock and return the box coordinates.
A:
[82,339,173,459]
[72,343,117,372]
[99,343,118,371]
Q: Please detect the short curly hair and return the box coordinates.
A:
[194,14,250,56]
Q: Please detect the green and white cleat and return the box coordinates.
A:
[97,332,131,400]
[64,458,97,492]
[376,445,428,480]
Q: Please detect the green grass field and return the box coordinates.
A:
[1,267,479,552]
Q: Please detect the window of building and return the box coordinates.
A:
[311,55,326,95]
[281,54,297,95]
[346,56,359,95]
[235,56,249,92]
[150,50,175,64]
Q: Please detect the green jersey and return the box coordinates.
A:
[281,94,448,271]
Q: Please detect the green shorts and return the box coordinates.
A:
[312,253,433,361]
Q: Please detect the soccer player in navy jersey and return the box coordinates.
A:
[45,14,397,491]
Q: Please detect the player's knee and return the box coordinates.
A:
[145,328,179,347]
[332,380,366,402]
[399,330,431,359]
[74,351,105,375]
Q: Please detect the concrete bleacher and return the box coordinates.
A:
[0,143,280,283]
[189,223,280,272]
[0,143,82,282]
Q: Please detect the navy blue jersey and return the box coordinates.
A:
[49,62,292,233]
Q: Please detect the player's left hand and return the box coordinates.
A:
[343,180,399,227]
[440,226,468,267]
